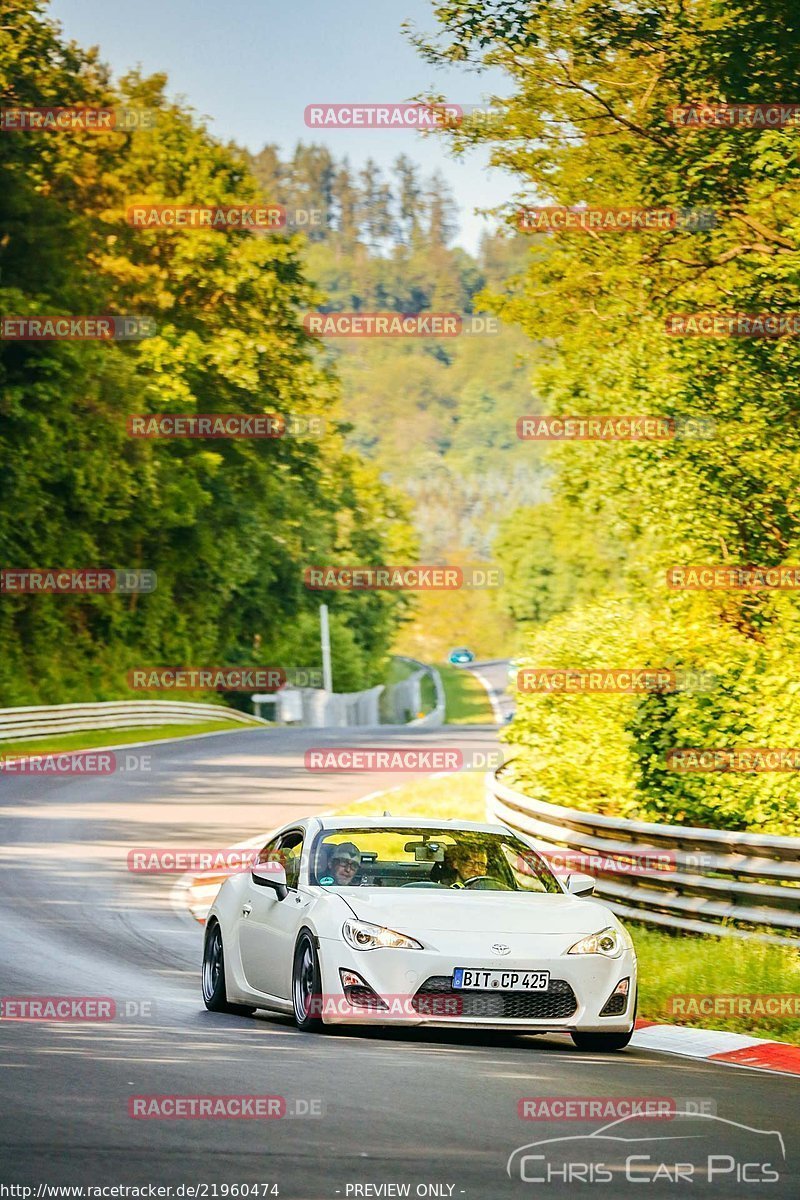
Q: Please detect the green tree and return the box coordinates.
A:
[412,0,800,832]
[0,0,413,704]
[393,154,423,247]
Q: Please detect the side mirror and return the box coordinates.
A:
[565,872,595,897]
[252,862,288,901]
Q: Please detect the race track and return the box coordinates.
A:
[0,690,797,1197]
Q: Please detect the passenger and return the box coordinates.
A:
[327,842,361,886]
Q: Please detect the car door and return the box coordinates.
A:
[238,830,312,1000]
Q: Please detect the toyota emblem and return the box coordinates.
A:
[491,943,511,955]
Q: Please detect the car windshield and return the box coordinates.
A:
[310,827,561,893]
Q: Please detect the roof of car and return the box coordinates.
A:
[314,815,510,834]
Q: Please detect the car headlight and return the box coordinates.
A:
[567,926,631,958]
[342,920,422,951]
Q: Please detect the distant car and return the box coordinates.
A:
[202,815,638,1050]
[448,647,475,665]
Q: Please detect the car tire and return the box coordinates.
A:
[292,931,324,1032]
[202,920,255,1015]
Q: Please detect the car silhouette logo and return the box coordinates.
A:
[506,1111,786,1181]
[492,943,511,955]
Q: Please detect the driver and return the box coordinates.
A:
[444,843,488,888]
[327,842,361,886]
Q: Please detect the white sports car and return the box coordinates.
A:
[202,816,637,1051]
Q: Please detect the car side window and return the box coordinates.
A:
[257,837,282,866]
[278,831,303,890]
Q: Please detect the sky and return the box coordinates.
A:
[48,0,518,253]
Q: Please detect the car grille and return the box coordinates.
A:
[412,976,578,1020]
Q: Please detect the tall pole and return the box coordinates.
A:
[320,603,333,692]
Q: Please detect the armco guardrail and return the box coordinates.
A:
[294,684,385,728]
[488,764,800,946]
[0,700,267,742]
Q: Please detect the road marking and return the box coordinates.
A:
[469,666,505,725]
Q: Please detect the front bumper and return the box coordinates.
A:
[318,934,637,1032]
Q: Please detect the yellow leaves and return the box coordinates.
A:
[196,451,224,473]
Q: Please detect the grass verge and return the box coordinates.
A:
[420,671,438,713]
[331,771,485,821]
[0,720,261,758]
[438,664,494,724]
[630,925,799,1044]
[330,773,800,1044]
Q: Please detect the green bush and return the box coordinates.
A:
[505,592,800,834]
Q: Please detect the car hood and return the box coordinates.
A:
[340,889,612,935]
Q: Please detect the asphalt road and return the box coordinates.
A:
[464,658,514,723]
[0,698,797,1198]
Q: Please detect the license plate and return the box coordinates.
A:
[452,968,550,991]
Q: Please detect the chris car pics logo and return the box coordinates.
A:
[507,1112,785,1186]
